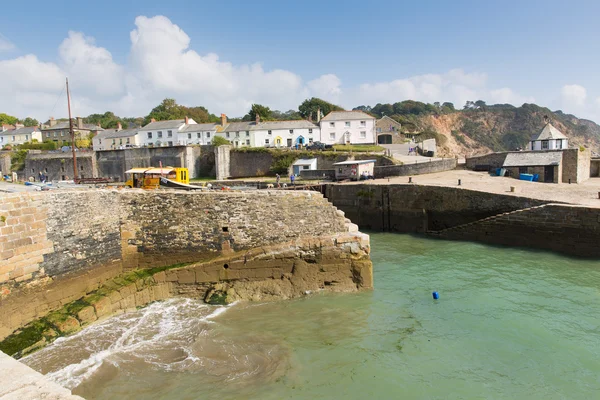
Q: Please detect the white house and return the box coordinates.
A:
[529,122,568,151]
[93,123,140,151]
[319,111,376,145]
[0,126,43,147]
[140,117,197,147]
[215,115,320,148]
[178,123,217,145]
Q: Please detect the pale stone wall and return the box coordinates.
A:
[0,188,369,340]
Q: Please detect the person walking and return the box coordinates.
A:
[276,174,281,188]
[290,173,295,186]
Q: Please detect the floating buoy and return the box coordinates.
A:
[432,291,439,300]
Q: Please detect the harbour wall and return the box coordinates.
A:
[323,183,600,257]
[0,190,372,341]
[374,158,457,178]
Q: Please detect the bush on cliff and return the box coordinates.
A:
[212,136,231,146]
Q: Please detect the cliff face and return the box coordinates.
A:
[414,105,600,157]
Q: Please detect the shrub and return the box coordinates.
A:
[212,136,231,146]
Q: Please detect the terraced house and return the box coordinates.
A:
[319,111,376,145]
[0,126,42,147]
[41,117,103,144]
[215,114,320,148]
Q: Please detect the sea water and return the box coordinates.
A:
[23,233,600,399]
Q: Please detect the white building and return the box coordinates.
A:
[0,126,42,147]
[178,123,217,145]
[93,123,140,151]
[529,122,569,151]
[319,111,376,145]
[140,117,197,147]
[215,115,320,148]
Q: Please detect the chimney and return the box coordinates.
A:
[185,116,189,125]
[151,118,156,123]
[117,122,122,131]
[49,117,57,127]
[15,123,24,129]
[221,113,227,126]
[255,113,260,124]
[77,117,83,129]
[317,107,321,123]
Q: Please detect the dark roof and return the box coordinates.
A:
[42,122,103,131]
[180,123,218,133]
[531,123,567,141]
[221,120,318,133]
[95,128,139,140]
[142,120,186,130]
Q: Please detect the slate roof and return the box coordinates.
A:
[42,122,103,131]
[503,152,562,167]
[333,159,377,166]
[292,158,317,166]
[0,127,40,136]
[321,111,375,121]
[142,120,186,130]
[180,123,218,133]
[221,120,318,132]
[95,128,139,140]
[531,123,567,141]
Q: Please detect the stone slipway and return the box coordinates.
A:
[0,350,83,399]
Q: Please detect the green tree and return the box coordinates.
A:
[298,97,344,120]
[243,104,273,122]
[212,136,231,146]
[21,117,39,127]
[144,99,219,125]
[0,113,18,126]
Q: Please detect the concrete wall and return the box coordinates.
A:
[374,158,457,178]
[434,203,600,257]
[24,153,96,181]
[0,189,368,339]
[562,148,591,183]
[96,146,202,181]
[324,184,547,233]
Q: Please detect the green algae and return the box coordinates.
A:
[0,261,194,358]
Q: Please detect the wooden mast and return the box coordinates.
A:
[66,77,78,181]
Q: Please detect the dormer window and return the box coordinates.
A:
[289,129,294,134]
[268,130,272,135]
[329,122,335,128]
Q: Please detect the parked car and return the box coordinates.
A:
[306,141,331,151]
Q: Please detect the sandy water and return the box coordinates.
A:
[23,233,600,399]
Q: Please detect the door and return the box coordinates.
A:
[287,138,292,147]
[544,166,554,183]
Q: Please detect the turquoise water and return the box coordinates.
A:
[24,234,600,399]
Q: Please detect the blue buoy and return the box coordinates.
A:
[432,291,439,300]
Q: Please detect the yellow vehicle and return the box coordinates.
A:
[125,167,189,189]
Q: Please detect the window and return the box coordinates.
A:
[329,132,335,140]
[168,141,173,146]
[45,168,48,173]
[157,131,163,138]
[188,133,192,139]
[329,122,335,128]
[226,132,230,138]
[376,128,382,133]
[268,130,272,135]
[119,139,123,145]
[360,131,366,139]
[147,132,152,139]
[556,140,562,149]
[31,168,35,173]
[246,139,250,145]
[303,165,309,170]
[309,138,313,144]
[360,121,366,127]
[167,130,173,137]
[542,140,549,150]
[308,129,313,134]
[345,121,350,127]
[99,139,102,144]
[206,132,211,138]
[126,138,130,144]
[53,132,57,137]
[61,131,64,136]
[246,131,250,137]
[265,139,270,145]
[197,132,201,139]
[61,166,65,172]
[287,138,292,147]
[519,167,528,174]
[289,129,294,134]
[12,136,15,141]
[235,132,239,138]
[112,139,116,145]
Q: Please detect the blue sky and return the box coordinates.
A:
[1,0,599,121]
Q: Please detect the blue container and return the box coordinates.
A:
[432,291,439,300]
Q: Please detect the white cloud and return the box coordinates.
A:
[561,84,587,107]
[0,33,15,52]
[0,15,590,123]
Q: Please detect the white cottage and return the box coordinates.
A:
[319,111,376,145]
[178,123,217,145]
[529,122,568,151]
[0,126,42,147]
[215,115,320,148]
[140,117,197,147]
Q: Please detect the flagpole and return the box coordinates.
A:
[66,77,78,182]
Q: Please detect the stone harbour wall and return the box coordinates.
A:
[374,158,457,178]
[0,189,370,341]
